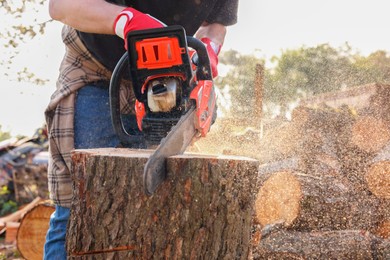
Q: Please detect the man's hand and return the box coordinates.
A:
[190,38,221,78]
[114,7,165,49]
[194,23,226,78]
[200,37,221,78]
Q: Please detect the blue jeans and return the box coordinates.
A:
[43,205,70,260]
[43,84,142,259]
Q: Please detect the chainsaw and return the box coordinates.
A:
[109,25,216,195]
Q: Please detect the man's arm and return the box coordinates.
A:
[49,0,123,34]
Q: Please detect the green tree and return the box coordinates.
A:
[0,0,49,84]
[0,125,11,141]
[351,50,390,84]
[266,44,356,114]
[218,44,390,119]
[217,50,264,118]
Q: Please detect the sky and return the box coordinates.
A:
[224,0,390,57]
[1,0,390,136]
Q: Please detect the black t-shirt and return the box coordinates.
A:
[78,0,239,71]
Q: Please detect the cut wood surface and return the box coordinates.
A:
[255,170,381,231]
[351,115,390,153]
[67,148,259,259]
[17,202,55,260]
[255,171,301,227]
[365,161,390,199]
[375,220,390,239]
[253,229,390,259]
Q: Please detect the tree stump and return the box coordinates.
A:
[67,148,259,259]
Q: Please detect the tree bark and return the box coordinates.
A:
[67,148,259,259]
[252,229,390,260]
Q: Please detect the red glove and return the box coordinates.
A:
[114,7,165,49]
[200,37,222,78]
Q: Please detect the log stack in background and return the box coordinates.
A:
[252,83,390,259]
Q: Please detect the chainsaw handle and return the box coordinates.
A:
[109,52,146,147]
[187,36,213,81]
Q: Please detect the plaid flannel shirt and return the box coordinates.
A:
[45,25,134,207]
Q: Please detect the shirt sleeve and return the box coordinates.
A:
[205,0,239,26]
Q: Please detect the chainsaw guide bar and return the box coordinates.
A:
[143,107,197,195]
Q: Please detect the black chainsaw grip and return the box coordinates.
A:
[187,37,213,81]
[109,52,145,147]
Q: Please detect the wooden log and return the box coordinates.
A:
[17,202,55,260]
[4,221,19,244]
[252,229,390,259]
[351,115,390,154]
[365,161,390,199]
[290,105,378,193]
[254,170,380,231]
[254,170,301,227]
[364,144,390,199]
[372,198,390,239]
[375,219,390,239]
[366,83,390,122]
[259,105,352,167]
[67,148,259,259]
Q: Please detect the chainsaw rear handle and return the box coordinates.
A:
[109,52,146,147]
[186,36,213,81]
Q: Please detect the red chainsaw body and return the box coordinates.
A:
[125,26,216,143]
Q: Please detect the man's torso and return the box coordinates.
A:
[77,0,238,71]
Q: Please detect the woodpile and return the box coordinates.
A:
[254,230,389,259]
[253,83,390,258]
[0,127,50,257]
[12,163,49,204]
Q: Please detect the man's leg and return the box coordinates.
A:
[43,84,141,259]
[43,205,70,260]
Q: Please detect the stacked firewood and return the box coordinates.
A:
[252,83,390,259]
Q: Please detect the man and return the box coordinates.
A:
[44,0,239,259]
